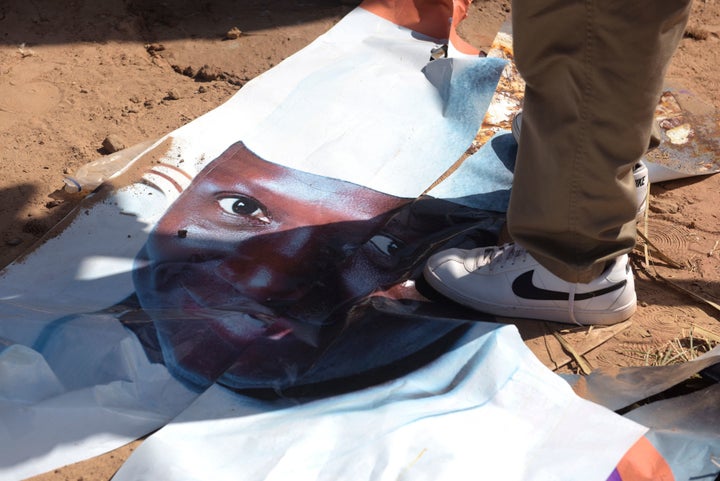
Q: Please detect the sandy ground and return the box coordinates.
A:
[0,1,718,479]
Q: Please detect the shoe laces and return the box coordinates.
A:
[481,245,583,320]
[476,244,586,326]
[476,243,531,272]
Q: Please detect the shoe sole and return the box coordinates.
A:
[424,266,636,325]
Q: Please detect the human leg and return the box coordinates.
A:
[424,0,692,324]
[508,0,692,283]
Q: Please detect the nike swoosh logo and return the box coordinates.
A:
[511,270,626,301]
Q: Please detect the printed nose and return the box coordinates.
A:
[215,262,295,305]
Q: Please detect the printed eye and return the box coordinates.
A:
[368,234,402,256]
[217,195,271,224]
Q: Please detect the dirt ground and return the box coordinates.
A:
[0,1,718,479]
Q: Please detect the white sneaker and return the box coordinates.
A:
[511,112,649,220]
[633,160,649,220]
[423,243,636,325]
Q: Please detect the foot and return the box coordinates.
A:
[423,243,636,325]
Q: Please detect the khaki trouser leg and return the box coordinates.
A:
[508,0,691,283]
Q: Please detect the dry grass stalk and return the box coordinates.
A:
[636,229,685,269]
[635,326,719,367]
[552,331,593,374]
[633,223,720,314]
